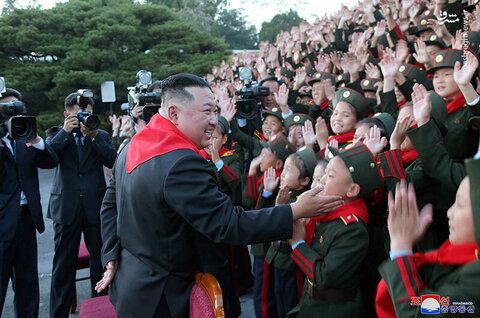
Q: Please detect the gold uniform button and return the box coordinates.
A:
[349,166,355,173]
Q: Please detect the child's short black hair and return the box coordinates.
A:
[288,153,313,188]
[357,118,387,138]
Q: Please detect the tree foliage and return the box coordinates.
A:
[0,0,228,115]
[147,0,256,49]
[214,8,257,49]
[259,9,303,43]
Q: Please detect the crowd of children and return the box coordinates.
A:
[202,0,480,317]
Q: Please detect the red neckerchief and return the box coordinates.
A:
[256,169,282,190]
[206,146,234,160]
[328,131,355,145]
[254,130,267,142]
[446,93,466,115]
[397,101,407,108]
[401,149,419,164]
[320,100,330,111]
[305,199,369,246]
[126,114,206,173]
[375,240,479,318]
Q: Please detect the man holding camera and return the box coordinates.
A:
[46,91,116,318]
[0,88,59,317]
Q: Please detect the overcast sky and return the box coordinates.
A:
[1,0,360,31]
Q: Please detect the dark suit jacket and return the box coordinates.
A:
[46,128,116,225]
[0,139,58,241]
[101,146,293,318]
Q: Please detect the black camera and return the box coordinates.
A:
[235,66,269,119]
[75,89,100,131]
[0,100,37,140]
[126,70,161,123]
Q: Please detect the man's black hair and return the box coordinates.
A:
[358,117,388,138]
[260,76,285,87]
[64,92,94,111]
[0,88,22,101]
[147,80,163,92]
[160,74,211,108]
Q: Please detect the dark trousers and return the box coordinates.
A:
[0,205,39,318]
[273,268,299,318]
[49,205,104,318]
[253,257,278,318]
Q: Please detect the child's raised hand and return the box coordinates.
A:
[302,120,317,148]
[315,117,329,150]
[387,180,433,251]
[220,99,237,123]
[365,62,381,79]
[454,51,479,87]
[363,125,388,158]
[411,83,432,127]
[390,114,414,150]
[276,186,292,205]
[263,167,279,193]
[412,39,430,66]
[274,84,290,113]
[379,52,399,78]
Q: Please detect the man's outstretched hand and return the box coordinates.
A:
[95,260,118,293]
[290,185,343,220]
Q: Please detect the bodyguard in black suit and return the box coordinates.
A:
[0,88,59,317]
[46,92,116,318]
[95,74,344,318]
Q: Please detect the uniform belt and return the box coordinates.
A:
[305,279,356,303]
[19,204,29,216]
[271,241,291,253]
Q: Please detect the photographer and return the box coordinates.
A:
[0,88,58,317]
[46,91,116,318]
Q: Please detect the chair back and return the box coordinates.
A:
[189,272,225,318]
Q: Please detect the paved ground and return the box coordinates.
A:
[3,168,254,317]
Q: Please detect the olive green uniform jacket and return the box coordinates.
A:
[289,212,369,317]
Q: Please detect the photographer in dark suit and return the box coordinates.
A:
[0,88,58,317]
[95,74,343,318]
[46,92,116,318]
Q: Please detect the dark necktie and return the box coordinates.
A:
[76,135,85,163]
[7,135,15,158]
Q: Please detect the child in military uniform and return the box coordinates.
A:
[325,88,371,149]
[284,113,315,151]
[244,133,295,318]
[376,155,480,317]
[264,146,318,318]
[205,116,242,205]
[287,143,384,318]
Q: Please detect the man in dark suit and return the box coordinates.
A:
[0,88,58,317]
[46,92,116,318]
[95,74,344,318]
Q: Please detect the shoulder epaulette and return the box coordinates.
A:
[254,130,266,142]
[220,149,235,157]
[339,214,360,225]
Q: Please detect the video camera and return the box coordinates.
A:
[126,70,161,123]
[234,66,270,120]
[75,89,100,132]
[0,78,37,140]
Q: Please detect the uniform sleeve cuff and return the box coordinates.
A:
[291,240,305,250]
[282,109,293,119]
[214,160,224,171]
[262,190,273,198]
[389,250,413,260]
[236,118,247,128]
[467,96,480,106]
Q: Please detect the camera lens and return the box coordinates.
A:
[9,116,36,140]
[85,115,100,130]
